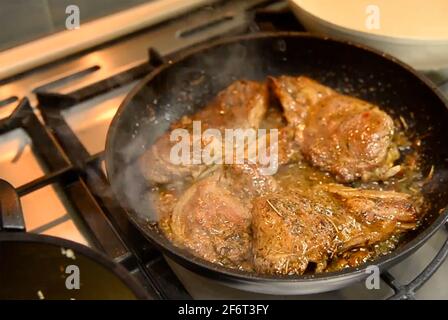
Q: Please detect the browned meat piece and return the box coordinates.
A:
[170,170,252,267]
[270,76,400,182]
[252,190,337,275]
[323,184,418,251]
[225,163,278,199]
[194,80,269,129]
[276,126,302,165]
[140,80,269,184]
[140,133,202,184]
[302,95,399,182]
[251,184,418,275]
[268,76,334,128]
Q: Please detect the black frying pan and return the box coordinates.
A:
[0,180,149,299]
[105,32,448,294]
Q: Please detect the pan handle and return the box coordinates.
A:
[0,179,25,232]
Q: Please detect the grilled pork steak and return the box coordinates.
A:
[269,76,334,128]
[302,95,399,182]
[252,190,337,275]
[323,184,418,252]
[170,170,253,267]
[251,184,418,275]
[141,80,269,184]
[270,76,400,182]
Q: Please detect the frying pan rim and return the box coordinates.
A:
[105,31,448,283]
[0,232,151,299]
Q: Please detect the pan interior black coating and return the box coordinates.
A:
[106,33,448,285]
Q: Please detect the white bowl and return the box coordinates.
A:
[289,0,448,71]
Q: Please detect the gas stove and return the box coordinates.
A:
[0,0,447,299]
